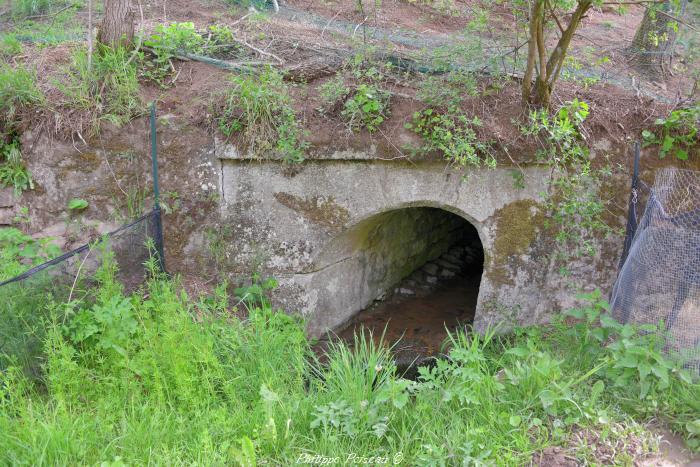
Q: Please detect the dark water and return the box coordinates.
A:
[329,271,481,369]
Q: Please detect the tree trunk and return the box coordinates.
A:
[521,0,591,109]
[522,0,544,106]
[98,0,135,48]
[630,0,688,74]
[535,76,551,110]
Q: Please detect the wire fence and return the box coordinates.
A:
[0,208,165,379]
[611,165,700,373]
[0,103,165,379]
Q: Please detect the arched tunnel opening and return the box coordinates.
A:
[320,207,484,371]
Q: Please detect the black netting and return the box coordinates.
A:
[0,209,164,380]
[611,168,700,372]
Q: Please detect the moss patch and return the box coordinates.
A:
[488,199,545,285]
[274,192,350,232]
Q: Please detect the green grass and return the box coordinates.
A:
[215,67,308,163]
[2,0,84,42]
[0,64,44,194]
[0,63,44,125]
[0,34,23,59]
[0,245,698,466]
[55,45,143,134]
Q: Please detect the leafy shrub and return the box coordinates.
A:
[642,105,699,160]
[317,56,392,133]
[408,109,494,169]
[0,64,44,127]
[340,64,390,133]
[0,227,60,281]
[216,67,308,163]
[521,99,613,259]
[407,70,494,169]
[143,22,204,85]
[341,82,389,133]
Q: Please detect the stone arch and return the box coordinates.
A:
[304,201,489,337]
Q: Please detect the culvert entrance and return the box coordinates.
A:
[320,207,484,372]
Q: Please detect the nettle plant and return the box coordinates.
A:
[522,99,614,259]
[320,55,391,133]
[342,63,391,133]
[0,227,61,281]
[559,291,694,399]
[642,105,699,160]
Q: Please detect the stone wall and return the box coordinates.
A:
[217,153,591,336]
[0,189,14,226]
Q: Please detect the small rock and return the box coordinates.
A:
[423,263,439,275]
[442,253,462,264]
[399,288,415,295]
[440,269,456,278]
[0,189,14,208]
[449,246,465,256]
[408,270,424,282]
[425,275,438,284]
[436,259,460,271]
[0,207,14,225]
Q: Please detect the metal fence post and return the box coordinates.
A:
[150,102,166,274]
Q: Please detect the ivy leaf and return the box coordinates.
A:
[686,420,700,435]
[68,199,89,211]
[661,135,674,156]
[641,129,655,141]
[675,149,688,161]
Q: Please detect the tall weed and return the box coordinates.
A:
[56,45,142,133]
[215,67,308,163]
[1,268,699,464]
